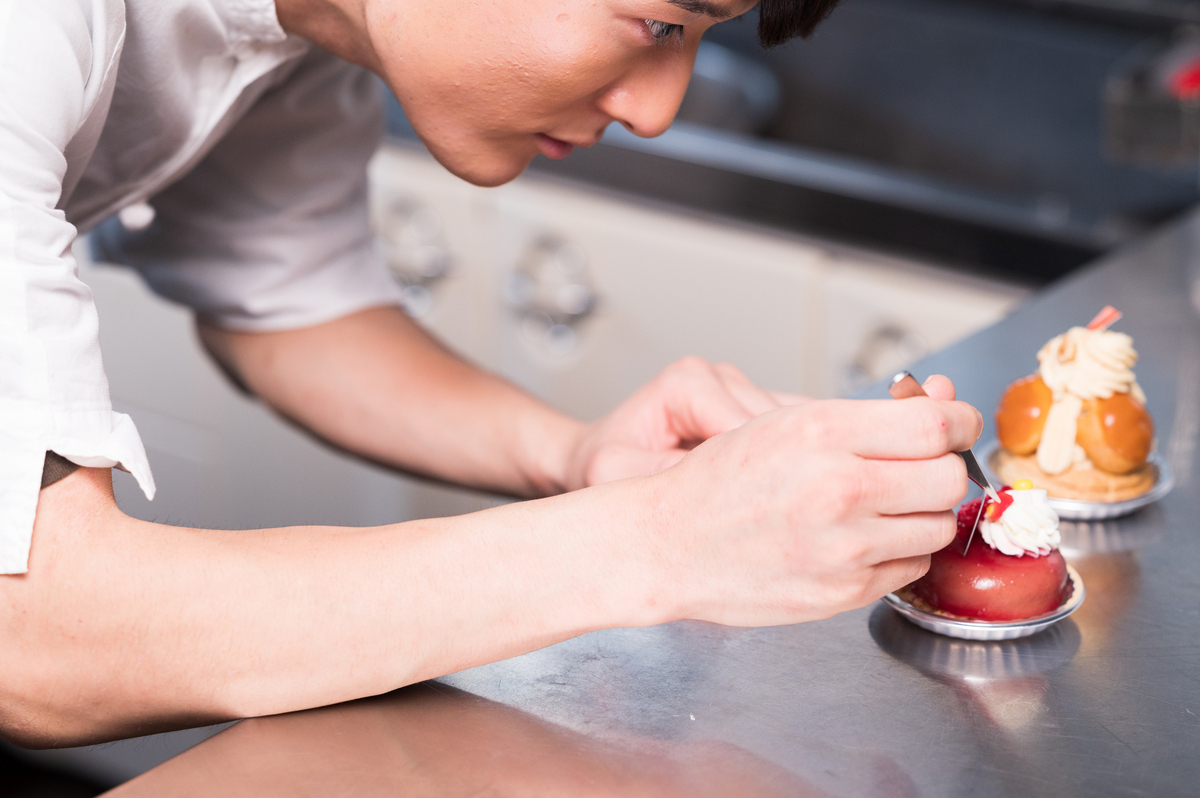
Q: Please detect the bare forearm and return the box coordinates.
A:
[1,469,660,747]
[198,307,583,497]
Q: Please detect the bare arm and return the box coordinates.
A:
[196,305,801,497]
[1,380,980,749]
[1,465,660,747]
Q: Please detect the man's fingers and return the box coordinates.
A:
[921,374,956,401]
[858,454,968,515]
[865,554,934,600]
[854,511,958,564]
[796,398,983,459]
[769,390,813,407]
[659,359,757,442]
[712,363,780,417]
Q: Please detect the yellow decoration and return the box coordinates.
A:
[1012,479,1034,491]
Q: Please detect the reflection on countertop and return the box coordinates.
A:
[106,684,834,798]
[870,604,1083,684]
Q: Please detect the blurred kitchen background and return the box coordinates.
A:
[12,0,1200,792]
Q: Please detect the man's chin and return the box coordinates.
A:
[423,143,533,188]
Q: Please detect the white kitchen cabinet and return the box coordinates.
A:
[822,252,1029,397]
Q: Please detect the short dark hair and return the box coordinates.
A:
[758,0,843,48]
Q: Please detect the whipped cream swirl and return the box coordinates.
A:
[1037,326,1144,403]
[1035,326,1145,474]
[980,488,1060,557]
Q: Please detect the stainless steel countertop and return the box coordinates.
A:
[109,209,1200,797]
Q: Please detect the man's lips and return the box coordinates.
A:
[535,133,577,160]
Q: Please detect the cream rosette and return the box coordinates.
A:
[980,488,1061,557]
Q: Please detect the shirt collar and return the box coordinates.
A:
[214,0,290,46]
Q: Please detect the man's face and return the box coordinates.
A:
[367,0,756,186]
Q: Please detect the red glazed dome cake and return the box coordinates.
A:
[902,482,1072,622]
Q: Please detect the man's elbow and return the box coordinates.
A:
[0,651,216,749]
[0,710,65,751]
[0,662,91,749]
[0,468,165,749]
[0,616,133,749]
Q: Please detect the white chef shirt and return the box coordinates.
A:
[0,0,405,573]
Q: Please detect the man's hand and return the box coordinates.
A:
[641,374,981,626]
[564,357,811,490]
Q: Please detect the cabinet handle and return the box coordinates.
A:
[373,201,452,318]
[503,238,598,355]
[842,324,929,396]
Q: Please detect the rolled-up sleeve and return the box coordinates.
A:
[0,0,154,574]
[92,48,405,331]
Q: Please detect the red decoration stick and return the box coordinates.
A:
[1086,305,1122,331]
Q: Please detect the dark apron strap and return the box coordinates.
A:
[41,451,80,489]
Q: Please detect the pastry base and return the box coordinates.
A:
[895,586,980,621]
[992,448,1155,503]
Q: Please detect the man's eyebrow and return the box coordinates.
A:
[666,0,738,20]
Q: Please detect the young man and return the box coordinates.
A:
[0,0,980,747]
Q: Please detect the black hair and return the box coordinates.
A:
[758,0,843,47]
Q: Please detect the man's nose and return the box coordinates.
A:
[597,50,697,139]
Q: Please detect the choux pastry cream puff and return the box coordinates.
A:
[993,307,1155,502]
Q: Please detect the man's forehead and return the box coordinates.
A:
[665,0,754,21]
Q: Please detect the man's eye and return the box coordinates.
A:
[644,19,685,45]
